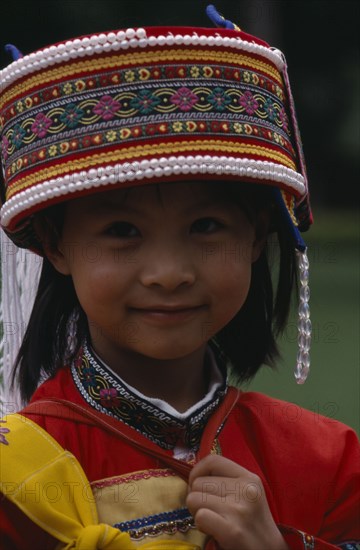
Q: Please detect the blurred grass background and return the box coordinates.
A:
[0,0,359,431]
[246,208,359,432]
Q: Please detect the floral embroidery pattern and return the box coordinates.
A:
[278,107,289,132]
[59,103,84,128]
[170,87,198,111]
[71,341,227,451]
[263,97,277,122]
[93,95,121,121]
[82,365,97,389]
[240,90,259,115]
[208,87,232,112]
[124,70,136,83]
[130,89,161,114]
[1,135,9,160]
[100,388,119,408]
[12,124,26,149]
[4,86,286,155]
[0,420,10,445]
[2,60,293,189]
[31,113,52,138]
[1,63,284,122]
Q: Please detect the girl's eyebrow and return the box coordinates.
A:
[185,199,230,213]
[86,196,227,216]
[85,199,146,217]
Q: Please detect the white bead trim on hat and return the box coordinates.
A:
[0,29,285,91]
[0,156,304,228]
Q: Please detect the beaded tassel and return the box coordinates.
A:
[295,248,311,383]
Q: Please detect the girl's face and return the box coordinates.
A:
[47,182,267,368]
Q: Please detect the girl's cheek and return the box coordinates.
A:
[200,234,255,263]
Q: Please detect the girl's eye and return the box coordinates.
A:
[191,217,224,234]
[105,222,140,238]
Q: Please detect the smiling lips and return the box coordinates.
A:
[129,304,206,322]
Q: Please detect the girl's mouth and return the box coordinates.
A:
[129,305,207,323]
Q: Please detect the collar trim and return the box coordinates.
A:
[71,341,227,451]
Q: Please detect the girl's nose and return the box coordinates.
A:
[139,246,196,290]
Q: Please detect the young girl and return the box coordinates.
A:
[0,6,359,550]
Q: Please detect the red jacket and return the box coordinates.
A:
[1,366,359,549]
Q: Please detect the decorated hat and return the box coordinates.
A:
[0,7,313,395]
[0,5,312,254]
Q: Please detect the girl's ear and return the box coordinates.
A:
[251,208,271,263]
[33,215,71,275]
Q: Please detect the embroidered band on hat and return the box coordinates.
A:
[0,19,312,252]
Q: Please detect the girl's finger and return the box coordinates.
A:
[190,475,233,497]
[190,475,263,503]
[187,490,248,518]
[189,454,257,487]
[191,506,234,547]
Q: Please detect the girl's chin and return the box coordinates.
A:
[91,339,207,366]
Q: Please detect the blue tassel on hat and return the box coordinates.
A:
[5,44,23,61]
[206,4,240,30]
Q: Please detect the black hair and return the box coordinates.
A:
[212,210,297,383]
[11,183,297,403]
[210,183,297,383]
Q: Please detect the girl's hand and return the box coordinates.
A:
[186,455,289,550]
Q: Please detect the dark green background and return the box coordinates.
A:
[1,1,358,430]
[246,209,359,433]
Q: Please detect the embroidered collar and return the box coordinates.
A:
[71,341,227,452]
